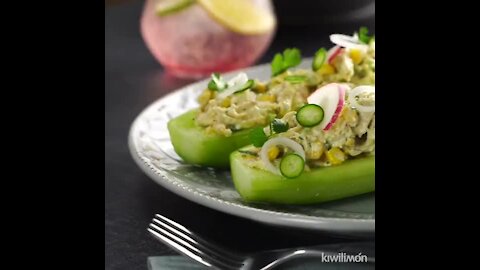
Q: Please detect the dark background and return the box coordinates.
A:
[105,1,375,269]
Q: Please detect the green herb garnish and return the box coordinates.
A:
[284,75,307,84]
[357,27,374,44]
[270,119,289,133]
[208,80,219,91]
[271,48,302,77]
[238,150,258,156]
[249,127,268,147]
[207,72,226,91]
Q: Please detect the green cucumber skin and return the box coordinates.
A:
[230,147,375,204]
[167,109,252,168]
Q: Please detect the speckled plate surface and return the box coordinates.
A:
[128,59,375,236]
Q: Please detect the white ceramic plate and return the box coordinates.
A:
[128,59,375,236]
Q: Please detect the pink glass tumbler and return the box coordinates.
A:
[140,0,276,78]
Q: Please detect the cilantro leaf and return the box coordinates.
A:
[358,27,374,44]
[208,80,219,91]
[283,48,302,67]
[271,53,284,77]
[271,48,302,77]
[271,119,289,133]
[249,127,268,147]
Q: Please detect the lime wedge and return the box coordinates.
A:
[155,0,195,16]
[197,0,275,35]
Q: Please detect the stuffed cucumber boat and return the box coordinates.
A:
[167,68,313,167]
[230,79,375,204]
[168,28,375,168]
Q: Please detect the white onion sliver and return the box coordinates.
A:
[348,85,375,113]
[330,34,368,51]
[216,72,249,100]
[212,73,225,90]
[260,137,306,175]
[216,84,243,100]
[227,72,248,87]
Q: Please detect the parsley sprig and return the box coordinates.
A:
[249,119,289,147]
[357,27,374,44]
[271,48,302,77]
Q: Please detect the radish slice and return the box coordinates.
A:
[327,46,342,64]
[348,85,375,113]
[330,34,368,51]
[324,85,346,130]
[260,137,306,175]
[307,83,348,130]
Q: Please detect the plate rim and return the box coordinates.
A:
[128,60,375,234]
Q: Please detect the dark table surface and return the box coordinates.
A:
[105,1,375,269]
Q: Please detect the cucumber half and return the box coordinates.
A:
[230,146,375,204]
[167,109,253,167]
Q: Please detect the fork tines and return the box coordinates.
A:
[148,214,244,270]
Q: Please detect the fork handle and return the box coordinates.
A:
[247,241,374,270]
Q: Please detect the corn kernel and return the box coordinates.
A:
[345,138,355,147]
[254,82,267,93]
[197,89,212,107]
[309,142,323,160]
[220,97,231,107]
[318,63,336,75]
[326,147,346,165]
[268,146,280,160]
[257,94,276,102]
[343,108,358,124]
[349,49,363,65]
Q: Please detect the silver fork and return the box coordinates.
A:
[148,214,375,270]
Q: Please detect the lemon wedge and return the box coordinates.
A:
[155,0,195,16]
[197,0,275,35]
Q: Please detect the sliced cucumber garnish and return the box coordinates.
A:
[279,154,305,178]
[285,75,307,84]
[155,0,195,17]
[234,79,255,94]
[296,104,324,127]
[312,48,327,71]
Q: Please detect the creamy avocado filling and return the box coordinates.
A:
[195,76,311,136]
[325,41,375,85]
[195,41,375,137]
[248,88,375,170]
